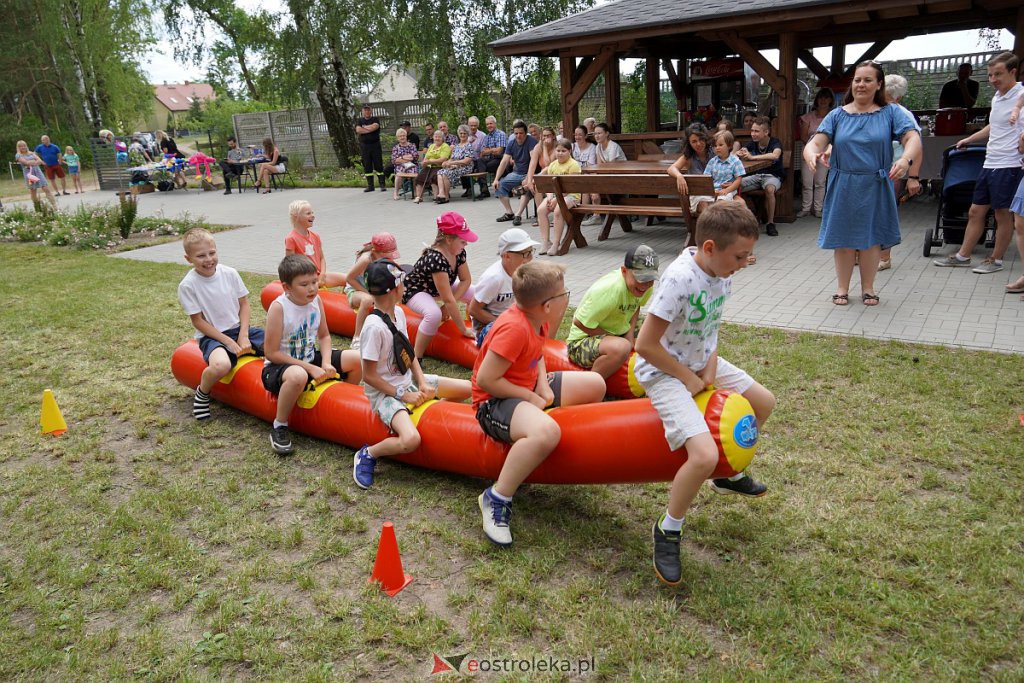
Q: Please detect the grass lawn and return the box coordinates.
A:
[1,243,1022,680]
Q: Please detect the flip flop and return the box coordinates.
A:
[1005,276,1024,293]
[832,293,849,306]
[862,293,879,306]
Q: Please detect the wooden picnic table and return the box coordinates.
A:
[584,158,773,175]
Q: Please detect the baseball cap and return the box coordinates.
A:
[365,232,400,260]
[497,228,541,255]
[624,244,660,282]
[436,211,478,242]
[365,259,405,295]
[400,120,411,127]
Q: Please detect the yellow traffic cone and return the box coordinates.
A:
[40,389,68,436]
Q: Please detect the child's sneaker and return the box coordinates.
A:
[192,387,211,420]
[353,445,377,489]
[652,516,682,586]
[351,335,361,351]
[478,488,513,546]
[270,425,293,455]
[710,474,767,497]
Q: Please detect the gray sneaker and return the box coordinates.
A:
[971,258,1004,274]
[933,254,972,267]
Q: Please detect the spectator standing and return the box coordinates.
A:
[933,52,1023,275]
[798,89,834,218]
[15,140,58,210]
[939,63,980,109]
[356,103,386,192]
[880,75,915,271]
[63,146,83,194]
[35,135,68,195]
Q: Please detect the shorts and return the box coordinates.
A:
[364,374,439,430]
[566,335,606,369]
[198,325,266,367]
[475,321,494,348]
[261,349,348,394]
[344,284,366,308]
[68,166,80,176]
[740,173,782,192]
[272,163,286,174]
[497,171,527,198]
[475,372,565,443]
[639,359,754,451]
[973,167,1023,209]
[1010,176,1024,217]
[44,164,65,180]
[689,195,715,212]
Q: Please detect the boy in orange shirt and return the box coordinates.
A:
[472,261,606,546]
[284,200,345,288]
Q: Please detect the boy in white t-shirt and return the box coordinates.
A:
[468,228,541,347]
[354,259,471,489]
[261,255,362,456]
[634,202,776,587]
[177,228,265,421]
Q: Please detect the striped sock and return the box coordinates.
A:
[193,387,211,420]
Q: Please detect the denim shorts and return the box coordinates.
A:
[199,325,265,366]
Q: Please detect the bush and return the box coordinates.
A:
[117,194,138,238]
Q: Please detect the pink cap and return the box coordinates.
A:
[436,211,478,242]
[367,232,400,259]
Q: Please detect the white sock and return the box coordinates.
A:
[728,473,746,482]
[955,254,969,262]
[273,420,287,429]
[993,259,1003,265]
[488,487,512,502]
[660,511,684,532]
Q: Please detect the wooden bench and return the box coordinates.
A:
[394,172,418,199]
[463,171,489,200]
[741,150,792,222]
[532,173,715,255]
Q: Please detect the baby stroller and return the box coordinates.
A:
[923,145,994,256]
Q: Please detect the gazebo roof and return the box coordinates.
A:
[491,0,1021,57]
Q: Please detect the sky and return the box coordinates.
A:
[142,22,1013,88]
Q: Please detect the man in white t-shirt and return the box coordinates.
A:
[468,228,541,347]
[934,52,1024,274]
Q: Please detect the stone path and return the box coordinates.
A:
[31,183,1023,353]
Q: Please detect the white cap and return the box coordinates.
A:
[497,228,542,255]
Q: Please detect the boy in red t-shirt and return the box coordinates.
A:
[472,261,606,546]
[284,200,345,288]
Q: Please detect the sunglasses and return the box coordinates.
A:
[542,290,570,305]
[511,248,535,258]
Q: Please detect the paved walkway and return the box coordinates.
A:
[39,184,1023,353]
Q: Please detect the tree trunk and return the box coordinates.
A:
[59,0,96,128]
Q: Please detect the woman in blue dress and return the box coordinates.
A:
[803,61,922,306]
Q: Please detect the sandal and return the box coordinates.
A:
[1005,276,1024,294]
[831,293,849,306]
[862,293,879,306]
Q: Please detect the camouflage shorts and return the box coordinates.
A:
[566,335,605,369]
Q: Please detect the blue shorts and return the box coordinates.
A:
[496,171,527,198]
[972,167,1023,209]
[68,166,80,175]
[475,321,494,348]
[199,325,265,367]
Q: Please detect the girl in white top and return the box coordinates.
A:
[594,122,626,163]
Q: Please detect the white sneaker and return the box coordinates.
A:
[478,489,513,546]
[351,336,361,351]
[796,209,810,218]
[581,215,601,226]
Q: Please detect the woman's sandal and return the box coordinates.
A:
[862,293,879,306]
[413,197,422,204]
[832,293,849,306]
[1005,276,1024,294]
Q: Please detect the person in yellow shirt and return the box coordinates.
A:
[413,130,452,204]
[535,139,581,255]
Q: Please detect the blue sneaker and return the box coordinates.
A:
[478,488,513,546]
[353,446,377,489]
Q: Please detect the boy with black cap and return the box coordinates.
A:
[566,245,659,378]
[354,259,471,489]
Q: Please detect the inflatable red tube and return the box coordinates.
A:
[171,341,756,483]
[260,283,643,398]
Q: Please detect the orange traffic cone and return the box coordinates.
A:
[40,389,68,436]
[368,522,413,596]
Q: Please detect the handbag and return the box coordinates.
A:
[369,309,415,375]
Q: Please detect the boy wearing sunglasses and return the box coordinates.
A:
[468,228,542,347]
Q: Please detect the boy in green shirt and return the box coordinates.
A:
[566,245,659,378]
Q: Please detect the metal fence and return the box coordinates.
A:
[89,137,129,192]
[232,99,437,169]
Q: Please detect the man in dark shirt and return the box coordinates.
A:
[356,103,385,192]
[422,123,436,150]
[736,116,785,236]
[491,121,538,226]
[938,63,980,109]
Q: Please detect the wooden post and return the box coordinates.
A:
[1014,6,1024,61]
[831,43,845,76]
[645,57,660,132]
[604,56,622,132]
[776,32,798,222]
[560,55,579,134]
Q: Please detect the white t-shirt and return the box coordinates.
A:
[267,293,319,364]
[596,140,626,163]
[361,306,412,388]
[471,260,514,330]
[984,82,1024,169]
[634,247,731,383]
[572,142,598,168]
[177,264,248,339]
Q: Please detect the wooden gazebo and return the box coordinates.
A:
[491,0,1024,218]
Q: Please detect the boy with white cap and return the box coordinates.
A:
[468,228,542,347]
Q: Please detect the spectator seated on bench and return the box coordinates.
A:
[736,116,786,236]
[491,121,536,226]
[386,128,419,200]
